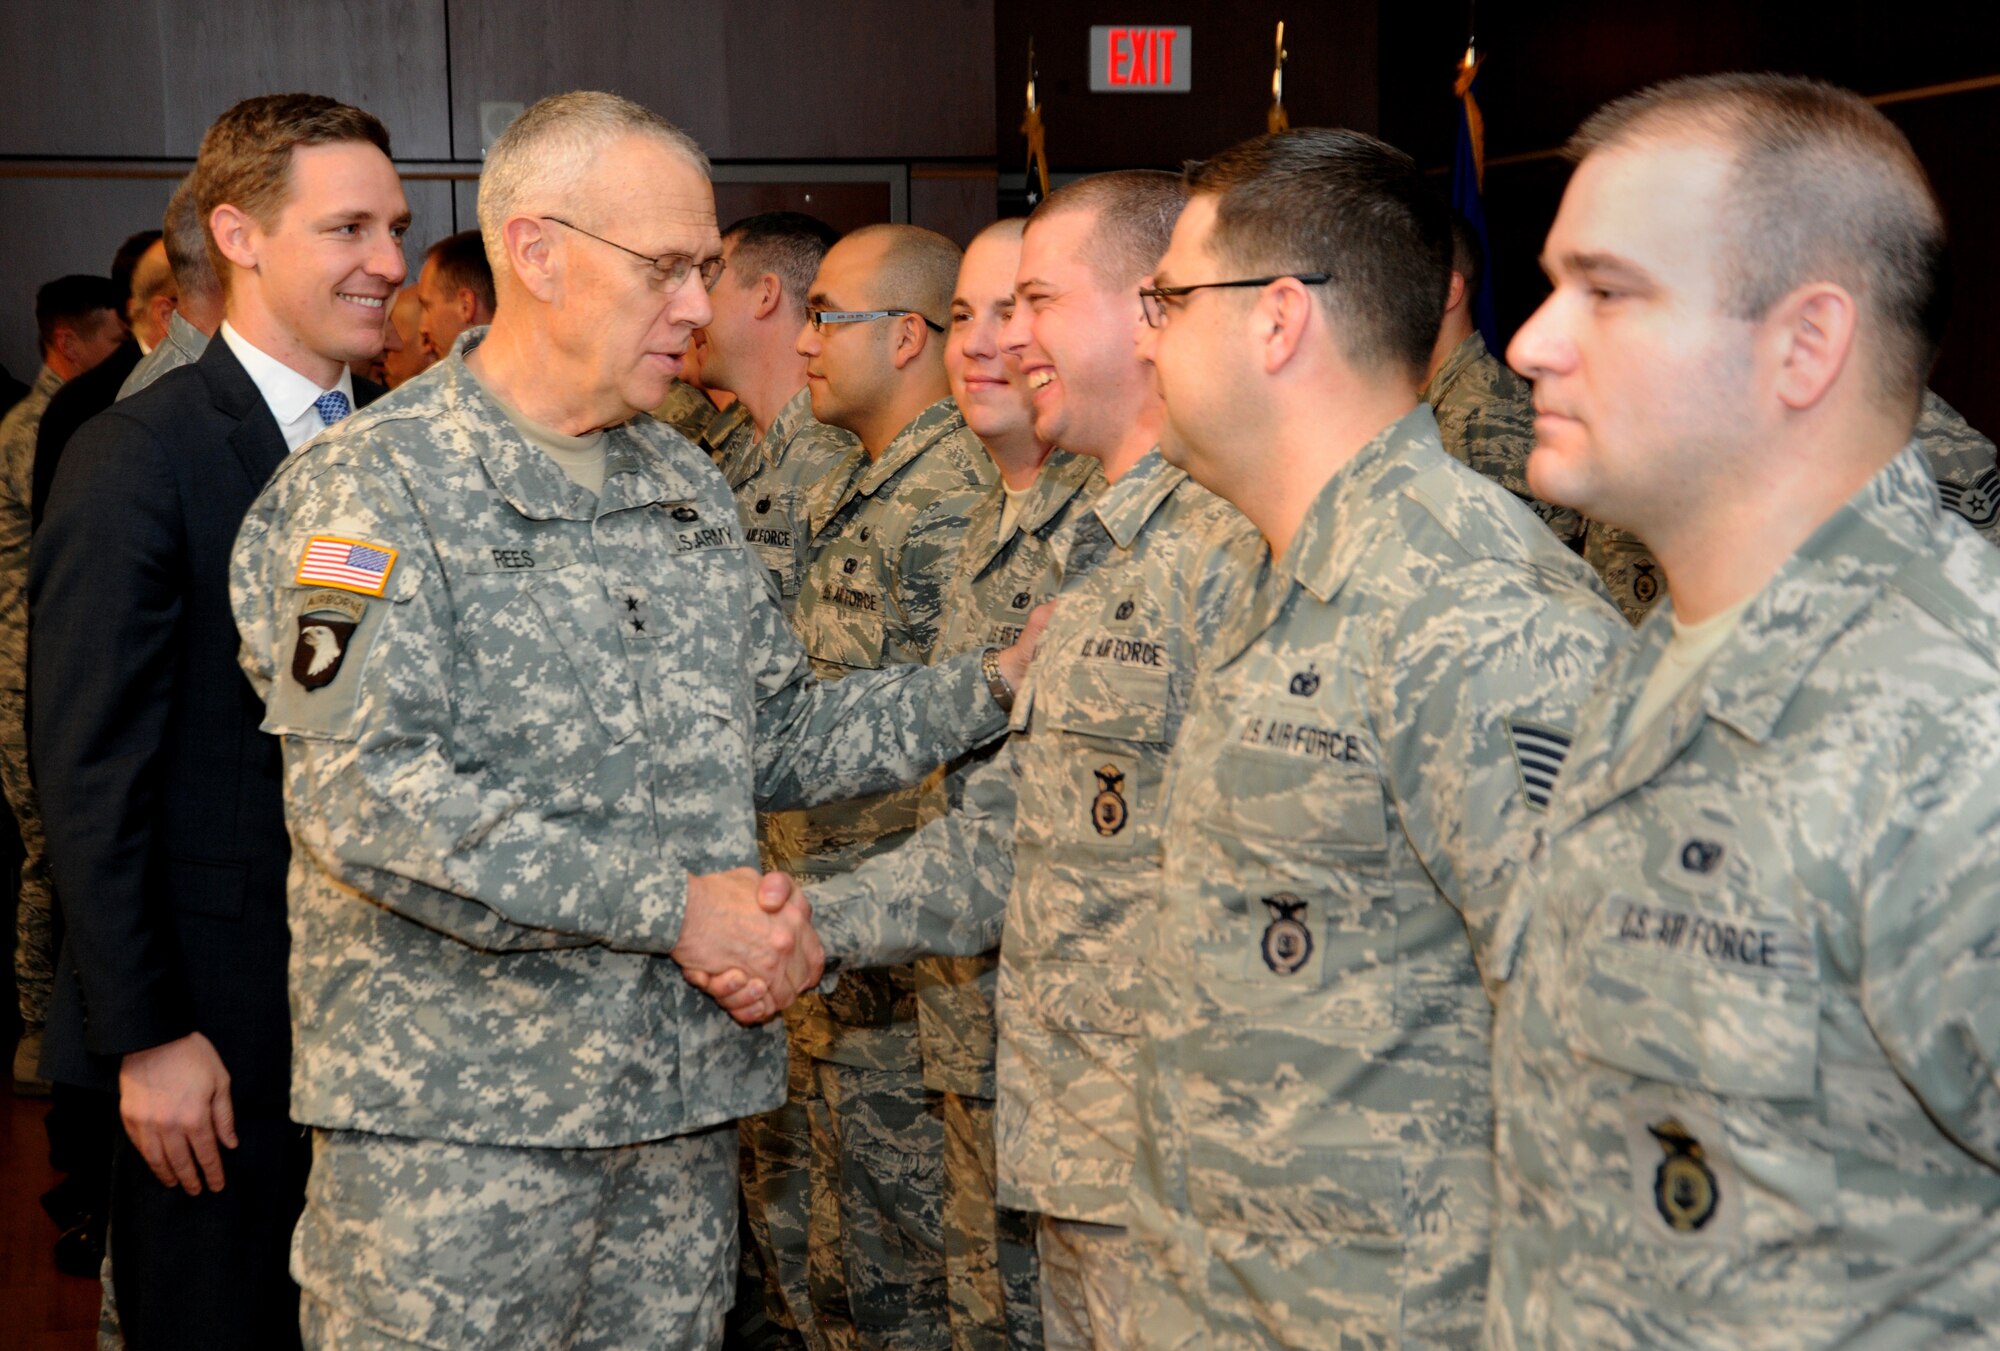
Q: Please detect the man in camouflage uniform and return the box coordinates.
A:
[1422,208,1584,550]
[1583,388,1997,623]
[228,94,1032,1351]
[778,221,996,1350]
[1121,129,1627,1351]
[924,217,1099,1351]
[1492,75,2000,1348]
[790,172,1264,1351]
[695,209,857,1350]
[0,274,124,1092]
[119,176,224,400]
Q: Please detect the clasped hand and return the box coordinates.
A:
[676,868,823,1025]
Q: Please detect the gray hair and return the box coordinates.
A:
[476,91,709,275]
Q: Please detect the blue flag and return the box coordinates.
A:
[1451,56,1500,353]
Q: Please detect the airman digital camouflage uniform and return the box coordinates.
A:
[1123,405,1625,1350]
[1584,388,1998,624]
[1489,443,2000,1350]
[772,395,996,1349]
[227,341,1010,1349]
[1421,332,1583,550]
[0,364,61,1039]
[723,387,863,616]
[724,388,862,1351]
[809,449,1264,1344]
[119,311,209,399]
[921,449,1101,1351]
[655,377,728,444]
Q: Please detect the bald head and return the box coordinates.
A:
[1569,73,1946,405]
[128,237,177,349]
[835,223,961,330]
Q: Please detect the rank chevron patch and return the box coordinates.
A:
[1509,720,1574,810]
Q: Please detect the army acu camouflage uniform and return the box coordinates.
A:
[0,364,60,1036]
[920,449,1102,1351]
[1584,388,1998,624]
[1488,444,2000,1349]
[227,341,1009,1350]
[1421,331,1583,550]
[809,449,1264,1344]
[770,395,996,1349]
[1122,405,1626,1351]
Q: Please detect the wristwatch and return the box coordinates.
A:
[980,647,1016,714]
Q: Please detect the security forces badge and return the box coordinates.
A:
[1648,1117,1719,1233]
[1259,892,1314,975]
[1091,764,1128,836]
[1621,1095,1736,1245]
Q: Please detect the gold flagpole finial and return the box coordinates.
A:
[1268,20,1290,134]
[1022,37,1050,205]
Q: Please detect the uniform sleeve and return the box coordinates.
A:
[1861,701,2000,1168]
[231,461,683,956]
[746,592,1008,811]
[805,738,1021,968]
[1368,559,1627,986]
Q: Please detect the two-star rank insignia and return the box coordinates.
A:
[1090,764,1128,836]
[1260,893,1313,975]
[1648,1117,1719,1232]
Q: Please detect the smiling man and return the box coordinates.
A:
[31,93,406,1349]
[1490,74,2000,1350]
[229,92,1034,1351]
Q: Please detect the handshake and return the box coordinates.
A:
[674,868,824,1026]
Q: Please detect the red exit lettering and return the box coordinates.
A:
[1108,27,1178,87]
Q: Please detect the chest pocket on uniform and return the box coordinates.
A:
[801,536,887,672]
[462,564,623,792]
[1041,659,1170,856]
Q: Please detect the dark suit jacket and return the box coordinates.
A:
[32,337,142,531]
[31,338,381,1115]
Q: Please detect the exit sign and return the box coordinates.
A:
[1089,25,1192,92]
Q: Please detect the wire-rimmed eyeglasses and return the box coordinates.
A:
[541,216,726,294]
[1138,273,1331,327]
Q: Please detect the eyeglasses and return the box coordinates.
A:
[1138,273,1332,328]
[807,308,946,335]
[540,216,726,294]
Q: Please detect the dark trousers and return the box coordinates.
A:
[110,1111,312,1350]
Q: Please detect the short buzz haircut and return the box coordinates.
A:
[836,223,961,330]
[193,94,392,288]
[35,274,123,353]
[1030,170,1186,290]
[721,212,838,321]
[971,217,1028,247]
[1185,128,1453,380]
[1567,73,1947,404]
[478,91,708,277]
[1447,207,1483,302]
[424,229,497,315]
[162,175,222,301]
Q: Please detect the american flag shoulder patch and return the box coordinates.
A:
[1509,720,1573,811]
[295,535,399,597]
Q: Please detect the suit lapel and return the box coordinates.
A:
[198,338,293,490]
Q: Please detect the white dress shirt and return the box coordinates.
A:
[219,321,357,453]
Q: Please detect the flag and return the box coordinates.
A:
[1452,49,1500,353]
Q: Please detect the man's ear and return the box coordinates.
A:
[889,313,932,370]
[1444,270,1468,316]
[751,273,782,322]
[1255,278,1315,376]
[453,287,479,324]
[1767,282,1857,412]
[503,216,559,302]
[209,203,262,273]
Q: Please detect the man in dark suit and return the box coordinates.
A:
[31,92,407,1350]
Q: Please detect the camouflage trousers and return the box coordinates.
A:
[940,1091,1043,1351]
[813,1061,950,1350]
[1033,1217,1134,1351]
[732,1096,819,1351]
[0,688,54,1028]
[295,1124,736,1350]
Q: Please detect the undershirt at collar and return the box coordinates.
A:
[465,364,608,496]
[1619,592,1756,752]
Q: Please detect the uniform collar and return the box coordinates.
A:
[1285,403,1445,605]
[164,310,208,364]
[855,396,968,496]
[962,449,1102,577]
[1089,447,1186,549]
[29,363,62,399]
[446,328,695,521]
[1418,331,1488,407]
[1559,441,1944,823]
